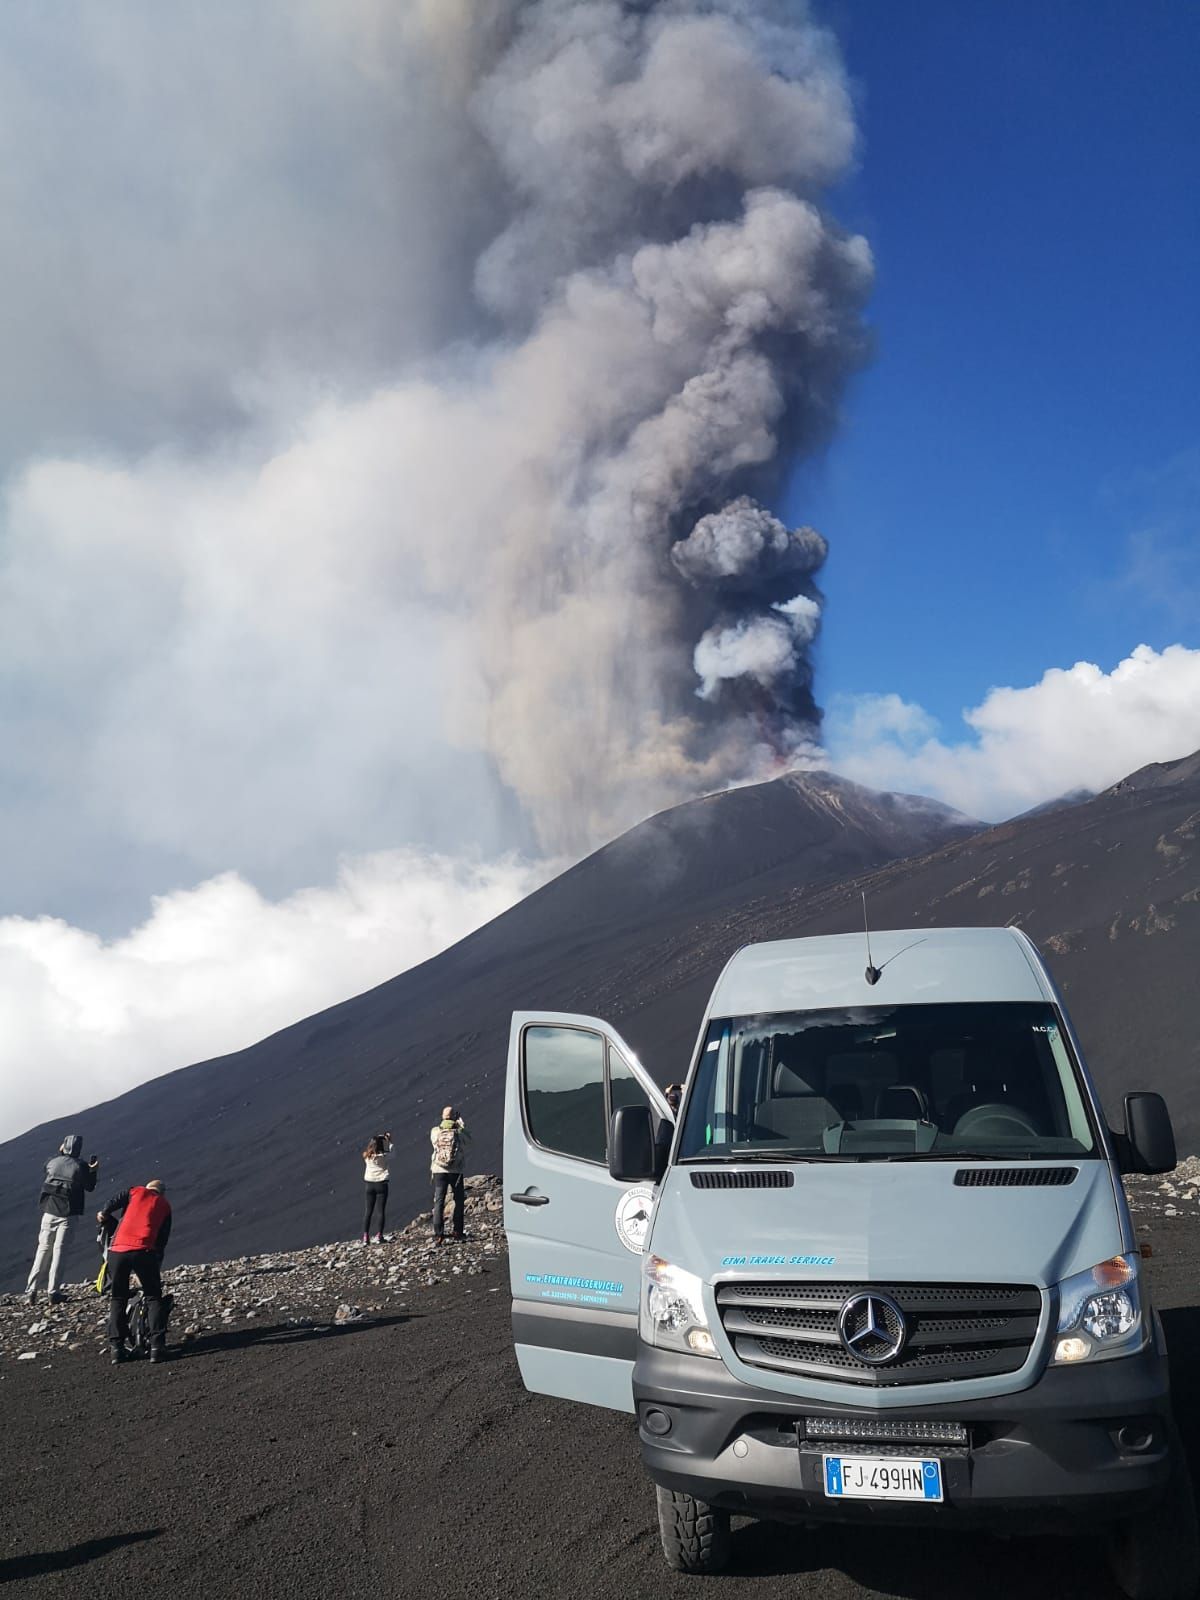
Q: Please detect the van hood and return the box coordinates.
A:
[652,1160,1125,1290]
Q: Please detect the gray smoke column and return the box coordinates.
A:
[429,0,873,851]
[0,0,873,893]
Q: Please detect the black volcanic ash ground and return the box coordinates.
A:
[1,1169,1198,1600]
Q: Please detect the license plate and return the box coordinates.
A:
[823,1454,943,1502]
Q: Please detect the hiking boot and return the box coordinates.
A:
[451,1232,466,1242]
[48,1290,65,1305]
[149,1345,166,1365]
[371,1234,383,1245]
[433,1235,447,1247]
[109,1345,126,1365]
[361,1233,369,1245]
[25,1286,37,1306]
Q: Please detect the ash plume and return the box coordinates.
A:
[416,0,873,851]
[671,498,828,591]
[0,0,874,912]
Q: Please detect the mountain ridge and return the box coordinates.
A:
[2,753,1196,1289]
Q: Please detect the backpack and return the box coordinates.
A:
[43,1154,78,1197]
[127,1292,174,1357]
[95,1219,114,1294]
[433,1123,461,1168]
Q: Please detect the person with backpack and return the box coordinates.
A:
[430,1106,469,1244]
[97,1178,172,1365]
[361,1132,393,1244]
[25,1133,100,1305]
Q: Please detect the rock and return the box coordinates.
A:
[18,1351,36,1361]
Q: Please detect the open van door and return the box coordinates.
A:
[504,1010,670,1413]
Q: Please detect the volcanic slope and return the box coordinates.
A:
[0,772,977,1288]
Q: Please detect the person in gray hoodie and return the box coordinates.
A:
[26,1134,99,1305]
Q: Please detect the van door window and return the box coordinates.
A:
[523,1025,607,1164]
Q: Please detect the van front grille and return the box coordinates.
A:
[716,1280,1042,1386]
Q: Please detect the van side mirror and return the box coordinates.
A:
[609,1105,656,1182]
[1122,1092,1176,1175]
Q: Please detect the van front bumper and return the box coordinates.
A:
[633,1333,1174,1530]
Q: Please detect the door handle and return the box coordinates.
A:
[510,1189,550,1206]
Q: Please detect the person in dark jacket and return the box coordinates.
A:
[98,1178,172,1364]
[654,1084,683,1166]
[25,1133,99,1305]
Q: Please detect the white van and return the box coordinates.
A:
[503,927,1196,1599]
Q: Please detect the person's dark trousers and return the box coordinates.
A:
[432,1172,465,1238]
[108,1249,164,1350]
[363,1181,388,1236]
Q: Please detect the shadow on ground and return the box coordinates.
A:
[0,1530,162,1584]
[1163,1306,1200,1474]
[719,1519,1113,1594]
[175,1312,416,1359]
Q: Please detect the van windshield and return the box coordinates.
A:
[677,1003,1098,1161]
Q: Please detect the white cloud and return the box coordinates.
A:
[0,849,547,1141]
[823,643,1200,820]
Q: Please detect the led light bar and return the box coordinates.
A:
[804,1416,968,1446]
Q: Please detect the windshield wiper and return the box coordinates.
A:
[879,1150,1041,1163]
[679,1149,843,1164]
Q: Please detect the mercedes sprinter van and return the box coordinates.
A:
[503,927,1196,1598]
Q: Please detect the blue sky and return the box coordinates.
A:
[788,0,1200,730]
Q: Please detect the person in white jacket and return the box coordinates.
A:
[360,1133,392,1244]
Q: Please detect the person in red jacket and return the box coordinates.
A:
[98,1178,172,1365]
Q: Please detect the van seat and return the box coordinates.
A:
[774,1062,820,1095]
[875,1085,929,1121]
[755,1095,839,1146]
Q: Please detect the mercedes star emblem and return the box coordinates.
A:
[837,1291,907,1364]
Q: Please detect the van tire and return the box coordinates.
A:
[1107,1433,1200,1600]
[655,1486,731,1574]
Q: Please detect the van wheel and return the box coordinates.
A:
[655,1485,731,1574]
[1108,1435,1200,1600]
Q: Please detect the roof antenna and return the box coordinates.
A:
[862,891,881,985]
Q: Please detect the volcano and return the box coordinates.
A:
[2,752,1197,1290]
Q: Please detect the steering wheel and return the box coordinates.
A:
[953,1103,1039,1140]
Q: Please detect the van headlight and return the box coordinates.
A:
[1052,1255,1144,1364]
[640,1255,717,1358]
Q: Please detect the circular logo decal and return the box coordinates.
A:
[614,1185,656,1254]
